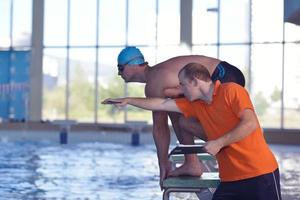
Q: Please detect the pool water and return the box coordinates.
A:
[272,145,300,200]
[0,141,161,200]
[0,141,299,200]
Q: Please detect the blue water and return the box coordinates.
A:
[271,145,300,200]
[0,141,299,200]
[0,141,161,200]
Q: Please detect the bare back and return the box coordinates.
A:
[144,56,213,178]
[145,55,220,97]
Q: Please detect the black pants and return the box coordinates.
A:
[211,61,245,87]
[213,169,282,200]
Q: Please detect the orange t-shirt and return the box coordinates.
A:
[175,80,278,182]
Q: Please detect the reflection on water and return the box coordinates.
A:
[0,142,299,200]
[0,142,161,200]
[271,144,300,200]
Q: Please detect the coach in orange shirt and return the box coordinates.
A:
[102,62,281,200]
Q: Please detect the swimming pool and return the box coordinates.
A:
[0,140,299,200]
[271,144,300,200]
[0,141,162,200]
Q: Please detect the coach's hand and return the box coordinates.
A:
[204,139,223,156]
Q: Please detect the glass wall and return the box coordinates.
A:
[192,0,300,129]
[42,48,67,120]
[0,0,32,49]
[192,0,218,45]
[41,0,300,128]
[283,42,300,128]
[251,44,283,128]
[0,0,32,121]
[43,0,180,123]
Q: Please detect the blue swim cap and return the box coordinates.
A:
[117,46,145,66]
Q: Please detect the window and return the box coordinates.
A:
[12,0,32,48]
[220,0,250,43]
[251,0,283,43]
[251,44,282,128]
[157,0,180,45]
[44,0,68,46]
[128,0,156,45]
[43,48,67,120]
[0,0,12,48]
[193,0,218,44]
[0,0,32,121]
[98,0,127,45]
[68,49,96,121]
[283,43,300,128]
[69,0,97,46]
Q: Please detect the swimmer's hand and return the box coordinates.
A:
[101,98,128,107]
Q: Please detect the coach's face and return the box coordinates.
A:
[178,73,199,101]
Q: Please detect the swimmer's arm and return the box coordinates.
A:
[163,86,184,98]
[102,97,181,113]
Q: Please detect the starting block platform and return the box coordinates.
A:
[162,143,220,200]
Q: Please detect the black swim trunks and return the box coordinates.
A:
[211,61,245,87]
